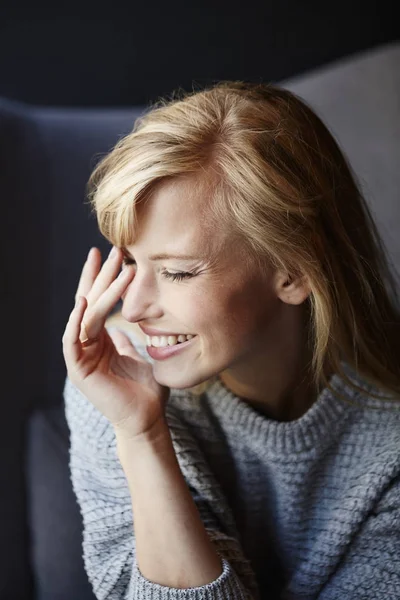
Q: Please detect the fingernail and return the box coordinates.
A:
[109,246,117,258]
[87,248,94,260]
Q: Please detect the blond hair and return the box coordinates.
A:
[87,81,400,404]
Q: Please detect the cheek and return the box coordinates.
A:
[179,289,210,328]
[191,286,250,339]
[215,281,277,339]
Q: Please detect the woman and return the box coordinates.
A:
[62,81,400,599]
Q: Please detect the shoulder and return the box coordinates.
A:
[335,363,400,445]
[326,375,400,511]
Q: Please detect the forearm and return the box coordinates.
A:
[115,420,223,589]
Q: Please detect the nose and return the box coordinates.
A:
[120,272,163,323]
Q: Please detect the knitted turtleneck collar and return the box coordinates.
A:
[204,361,395,456]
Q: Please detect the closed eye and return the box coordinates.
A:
[121,256,195,282]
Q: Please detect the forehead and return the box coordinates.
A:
[133,175,220,250]
[148,175,208,218]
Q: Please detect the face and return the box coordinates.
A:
[120,174,286,390]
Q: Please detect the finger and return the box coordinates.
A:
[85,246,124,306]
[108,328,147,362]
[62,296,88,366]
[75,248,101,304]
[81,266,135,340]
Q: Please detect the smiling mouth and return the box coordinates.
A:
[146,335,197,360]
[145,334,196,348]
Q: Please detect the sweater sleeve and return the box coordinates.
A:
[318,473,400,600]
[63,370,260,600]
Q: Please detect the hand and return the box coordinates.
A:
[62,246,170,442]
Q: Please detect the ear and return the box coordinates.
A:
[274,270,311,306]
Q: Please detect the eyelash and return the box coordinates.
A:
[122,257,195,282]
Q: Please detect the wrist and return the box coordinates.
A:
[115,417,172,456]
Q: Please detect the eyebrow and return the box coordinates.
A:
[121,248,203,262]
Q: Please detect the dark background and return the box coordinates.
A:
[0,0,397,107]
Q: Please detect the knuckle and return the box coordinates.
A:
[62,330,72,346]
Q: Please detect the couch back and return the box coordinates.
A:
[0,102,143,599]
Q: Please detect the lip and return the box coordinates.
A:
[139,325,194,337]
[146,335,196,361]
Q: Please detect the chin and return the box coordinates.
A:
[153,366,214,392]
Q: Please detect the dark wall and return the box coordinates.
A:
[0,1,397,107]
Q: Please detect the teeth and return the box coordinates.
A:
[146,334,195,347]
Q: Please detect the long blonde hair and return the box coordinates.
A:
[87,81,400,404]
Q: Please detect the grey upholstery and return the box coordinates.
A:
[0,104,144,599]
[285,41,400,283]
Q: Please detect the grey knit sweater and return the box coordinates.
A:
[64,328,400,600]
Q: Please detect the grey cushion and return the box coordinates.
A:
[284,41,400,288]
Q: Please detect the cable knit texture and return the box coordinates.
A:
[64,327,400,599]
